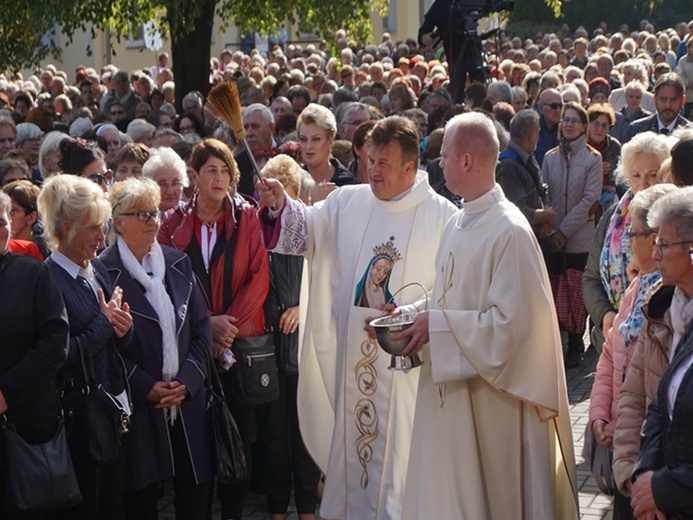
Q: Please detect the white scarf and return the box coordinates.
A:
[117,237,180,423]
[670,285,693,360]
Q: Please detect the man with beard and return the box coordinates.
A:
[625,73,692,142]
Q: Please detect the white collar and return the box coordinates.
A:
[656,115,676,133]
[51,249,94,280]
[460,184,503,215]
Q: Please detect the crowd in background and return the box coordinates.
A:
[2,14,693,520]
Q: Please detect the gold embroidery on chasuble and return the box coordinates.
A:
[354,338,379,489]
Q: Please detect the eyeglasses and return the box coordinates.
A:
[590,121,610,130]
[157,181,183,191]
[561,117,583,125]
[545,102,563,110]
[9,207,28,217]
[654,238,693,256]
[87,170,113,185]
[626,224,652,238]
[110,109,124,116]
[119,211,160,223]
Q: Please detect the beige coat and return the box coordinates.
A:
[612,283,673,494]
[542,136,602,254]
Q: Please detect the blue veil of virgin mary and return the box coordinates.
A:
[353,238,402,308]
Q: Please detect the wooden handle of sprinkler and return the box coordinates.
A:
[241,138,266,185]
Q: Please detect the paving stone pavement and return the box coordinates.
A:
[159,345,614,519]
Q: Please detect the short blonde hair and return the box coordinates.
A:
[261,154,303,198]
[296,103,337,138]
[37,174,111,250]
[109,177,161,239]
[110,177,161,224]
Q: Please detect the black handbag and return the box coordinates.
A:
[227,331,280,406]
[213,205,279,406]
[61,342,130,466]
[205,350,247,484]
[2,416,82,513]
[582,424,617,496]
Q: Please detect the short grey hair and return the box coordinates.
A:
[242,103,274,125]
[182,91,203,109]
[629,183,678,233]
[616,131,672,186]
[648,186,693,240]
[338,102,369,125]
[142,147,189,188]
[16,122,43,145]
[511,86,528,103]
[509,109,539,141]
[152,128,183,147]
[487,81,512,104]
[126,119,156,142]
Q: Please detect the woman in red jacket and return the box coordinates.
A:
[158,138,269,520]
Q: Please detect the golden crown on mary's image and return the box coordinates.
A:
[373,237,402,263]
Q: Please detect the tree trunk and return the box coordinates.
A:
[169,0,216,112]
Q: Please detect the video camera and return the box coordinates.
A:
[453,0,514,15]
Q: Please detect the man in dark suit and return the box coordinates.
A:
[624,73,692,142]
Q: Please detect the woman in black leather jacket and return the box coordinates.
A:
[256,154,321,520]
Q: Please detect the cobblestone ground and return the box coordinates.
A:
[159,345,613,519]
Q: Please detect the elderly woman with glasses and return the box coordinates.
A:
[38,174,133,520]
[98,177,213,519]
[588,184,677,518]
[617,186,693,519]
[583,132,671,358]
[543,101,603,367]
[142,147,189,213]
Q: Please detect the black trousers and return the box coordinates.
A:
[256,372,321,515]
[123,418,210,520]
[217,372,256,520]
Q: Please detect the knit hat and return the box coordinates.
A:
[588,77,611,99]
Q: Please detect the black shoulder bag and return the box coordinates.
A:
[60,342,130,466]
[205,349,247,484]
[1,414,82,514]
[221,206,280,406]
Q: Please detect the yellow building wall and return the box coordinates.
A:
[25,2,431,79]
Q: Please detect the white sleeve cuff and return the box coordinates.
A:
[429,310,477,384]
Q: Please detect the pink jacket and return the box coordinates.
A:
[588,275,641,426]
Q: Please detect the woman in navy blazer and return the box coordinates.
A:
[38,175,133,520]
[99,177,213,520]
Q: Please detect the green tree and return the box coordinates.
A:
[0,0,389,107]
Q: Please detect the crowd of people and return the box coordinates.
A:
[2,13,693,520]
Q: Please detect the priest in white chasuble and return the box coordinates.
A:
[396,112,579,520]
[256,115,457,520]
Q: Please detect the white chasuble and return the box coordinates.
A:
[272,173,456,520]
[402,186,579,520]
